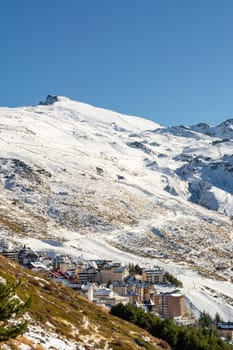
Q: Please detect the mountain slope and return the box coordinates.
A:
[0,95,232,320]
[0,255,167,349]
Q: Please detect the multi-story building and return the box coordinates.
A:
[217,322,233,339]
[113,266,129,281]
[0,239,10,252]
[99,264,128,284]
[1,250,19,263]
[135,281,145,301]
[92,286,129,306]
[53,255,74,273]
[77,267,99,284]
[141,267,165,284]
[153,290,185,319]
[0,244,39,265]
[112,281,128,296]
[168,292,185,318]
[18,245,39,266]
[111,279,150,304]
[99,265,114,284]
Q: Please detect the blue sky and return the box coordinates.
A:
[1,0,233,126]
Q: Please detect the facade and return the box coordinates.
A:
[93,286,129,306]
[0,245,38,265]
[82,282,94,302]
[173,316,196,326]
[135,281,145,301]
[52,255,75,273]
[111,280,149,302]
[141,267,165,284]
[217,322,233,339]
[99,264,128,284]
[168,292,185,318]
[0,239,10,251]
[99,266,114,284]
[113,266,129,281]
[112,281,128,296]
[17,245,38,265]
[143,285,155,301]
[153,290,185,319]
[1,250,19,262]
[77,267,99,284]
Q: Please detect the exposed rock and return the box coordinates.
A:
[39,95,58,105]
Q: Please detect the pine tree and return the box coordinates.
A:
[214,312,222,324]
[198,311,214,328]
[0,279,31,341]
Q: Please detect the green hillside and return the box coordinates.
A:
[0,255,168,350]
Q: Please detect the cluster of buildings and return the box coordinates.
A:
[43,253,187,322]
[0,240,232,339]
[217,322,233,340]
[0,240,186,321]
[0,241,40,267]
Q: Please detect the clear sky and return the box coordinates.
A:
[1,0,233,126]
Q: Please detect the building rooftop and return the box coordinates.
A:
[93,287,113,296]
[114,266,128,273]
[217,322,233,330]
[143,267,164,273]
[154,285,183,294]
[112,281,127,287]
[30,261,48,270]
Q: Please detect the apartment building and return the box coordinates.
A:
[217,322,233,339]
[77,267,99,284]
[113,266,129,281]
[141,267,165,284]
[99,264,128,284]
[153,290,185,319]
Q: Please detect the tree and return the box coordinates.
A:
[214,312,222,324]
[165,272,183,287]
[198,311,214,328]
[0,279,31,341]
[111,303,233,350]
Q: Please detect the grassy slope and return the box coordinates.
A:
[0,255,169,350]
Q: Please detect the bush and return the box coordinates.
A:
[165,272,183,287]
[111,303,233,350]
[0,280,31,341]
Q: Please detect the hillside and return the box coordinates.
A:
[0,95,232,320]
[0,255,168,349]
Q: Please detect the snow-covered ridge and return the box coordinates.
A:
[38,94,162,131]
[0,94,232,227]
[0,95,232,320]
[191,119,233,139]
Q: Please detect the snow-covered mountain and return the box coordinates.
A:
[0,95,233,320]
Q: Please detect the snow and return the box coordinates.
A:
[17,226,233,321]
[0,95,232,324]
[23,323,80,350]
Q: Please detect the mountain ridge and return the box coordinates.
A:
[0,95,233,320]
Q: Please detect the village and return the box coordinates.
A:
[0,239,232,340]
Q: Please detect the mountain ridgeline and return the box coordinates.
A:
[0,95,232,318]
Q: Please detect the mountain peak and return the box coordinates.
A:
[0,95,233,322]
[195,122,210,129]
[39,95,58,105]
[219,118,233,127]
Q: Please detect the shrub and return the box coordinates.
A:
[111,303,233,350]
[0,280,31,342]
